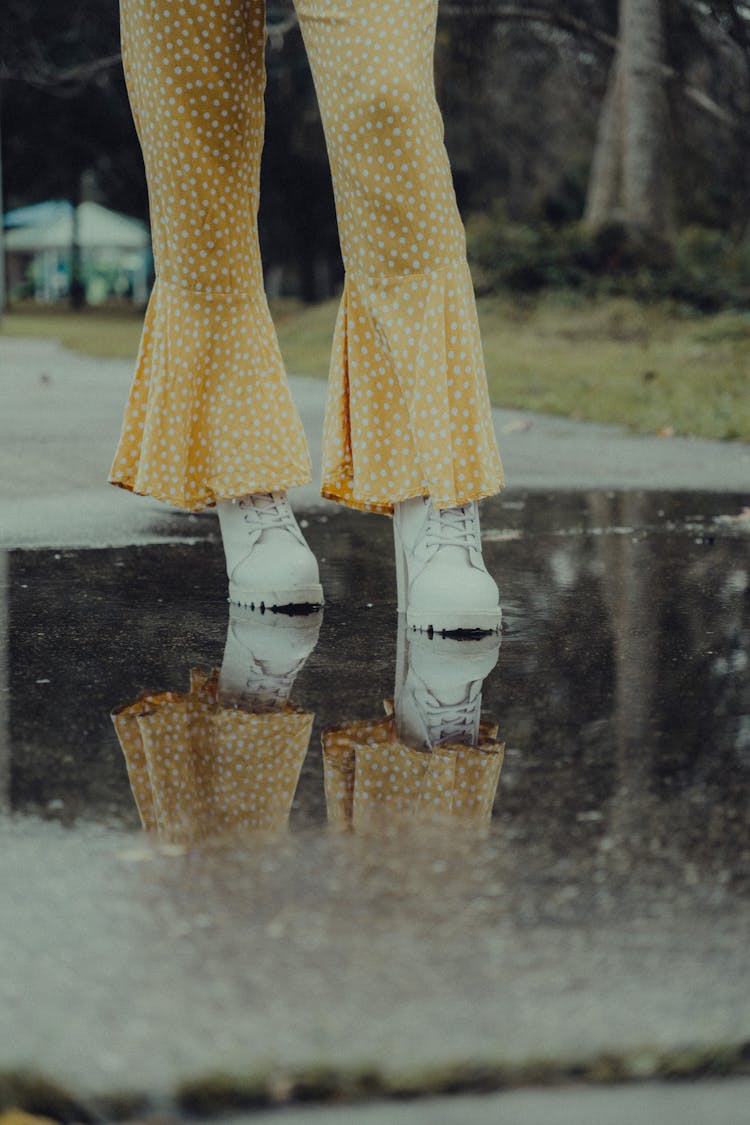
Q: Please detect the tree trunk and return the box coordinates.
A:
[584,56,624,227]
[621,0,672,236]
[584,0,673,238]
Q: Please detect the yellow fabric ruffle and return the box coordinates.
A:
[111,669,313,843]
[322,712,505,830]
[108,279,312,511]
[321,261,504,514]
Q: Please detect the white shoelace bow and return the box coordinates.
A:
[422,504,479,553]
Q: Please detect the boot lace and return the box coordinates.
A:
[419,689,480,747]
[238,492,293,531]
[240,659,305,711]
[423,504,477,552]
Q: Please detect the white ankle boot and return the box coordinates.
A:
[217,491,323,610]
[218,604,323,711]
[394,624,501,750]
[393,495,501,634]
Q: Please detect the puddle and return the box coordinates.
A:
[0,490,748,1097]
[3,490,747,836]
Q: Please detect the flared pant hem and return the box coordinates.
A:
[112,256,505,515]
[108,276,314,512]
[320,481,505,517]
[322,712,505,829]
[319,258,505,515]
[107,470,315,514]
[112,669,314,842]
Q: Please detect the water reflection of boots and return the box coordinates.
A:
[322,624,504,832]
[218,604,323,712]
[393,624,501,750]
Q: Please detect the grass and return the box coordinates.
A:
[3,291,749,440]
[1,303,145,360]
[477,291,750,442]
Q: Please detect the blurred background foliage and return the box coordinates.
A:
[1,0,749,439]
[3,0,750,306]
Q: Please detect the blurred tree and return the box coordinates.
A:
[438,1,612,223]
[585,0,674,236]
[0,1,143,306]
[2,0,750,302]
[0,0,144,216]
[261,8,342,299]
[440,0,750,237]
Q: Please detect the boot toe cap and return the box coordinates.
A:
[408,560,499,613]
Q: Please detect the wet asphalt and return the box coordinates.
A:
[1,489,749,1120]
[1,336,749,1121]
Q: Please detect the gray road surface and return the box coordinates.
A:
[229,1081,750,1125]
[1,334,747,548]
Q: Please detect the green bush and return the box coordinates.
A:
[465,204,750,309]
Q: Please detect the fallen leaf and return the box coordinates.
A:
[656,425,675,438]
[502,418,533,434]
[0,1113,59,1125]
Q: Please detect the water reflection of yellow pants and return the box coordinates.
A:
[113,671,503,841]
[323,713,504,830]
[110,0,504,514]
[112,670,313,843]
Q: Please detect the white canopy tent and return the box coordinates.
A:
[4,201,151,303]
[5,201,149,253]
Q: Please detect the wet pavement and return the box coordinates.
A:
[1,489,749,1111]
[3,334,750,549]
[219,1080,750,1125]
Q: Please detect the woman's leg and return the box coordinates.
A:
[111,0,312,512]
[293,0,504,515]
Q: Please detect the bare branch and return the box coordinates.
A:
[0,3,742,130]
[0,53,122,89]
[266,13,299,49]
[439,3,618,53]
[440,2,742,129]
[682,80,739,126]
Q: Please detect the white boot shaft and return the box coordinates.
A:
[217,492,323,610]
[394,625,501,749]
[219,605,322,711]
[393,495,501,634]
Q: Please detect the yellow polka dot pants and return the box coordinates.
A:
[110,0,504,514]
